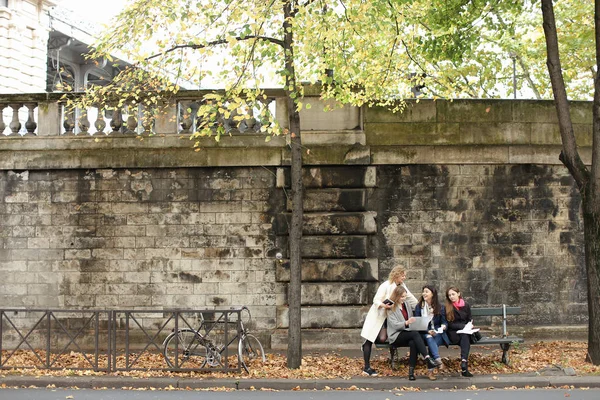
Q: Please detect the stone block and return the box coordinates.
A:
[437,100,513,123]
[459,122,531,145]
[276,305,369,328]
[287,188,367,212]
[298,282,370,305]
[279,166,376,188]
[365,101,437,123]
[301,130,366,146]
[276,258,378,282]
[298,99,360,131]
[371,146,437,164]
[290,235,368,258]
[274,212,376,235]
[365,122,459,145]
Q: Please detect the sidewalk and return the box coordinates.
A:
[1,342,599,391]
[2,373,600,390]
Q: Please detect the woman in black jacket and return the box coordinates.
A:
[445,286,474,377]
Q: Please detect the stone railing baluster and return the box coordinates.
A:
[0,104,6,135]
[24,103,38,135]
[94,105,107,134]
[9,104,22,136]
[124,104,138,134]
[78,108,90,135]
[140,104,154,135]
[110,108,123,134]
[179,101,193,133]
[63,106,75,135]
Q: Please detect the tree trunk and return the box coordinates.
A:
[283,0,303,369]
[583,195,600,364]
[542,0,600,365]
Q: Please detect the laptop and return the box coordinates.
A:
[405,315,433,331]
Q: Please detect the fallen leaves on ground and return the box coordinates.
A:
[0,341,599,380]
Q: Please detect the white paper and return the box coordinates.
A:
[457,320,480,334]
[435,326,444,334]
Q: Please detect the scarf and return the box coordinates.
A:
[453,298,465,309]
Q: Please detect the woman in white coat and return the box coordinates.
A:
[360,265,417,376]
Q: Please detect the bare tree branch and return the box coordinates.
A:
[145,35,285,62]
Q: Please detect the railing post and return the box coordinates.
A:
[37,100,61,136]
[154,99,177,134]
[502,304,507,337]
[0,311,3,367]
[46,311,51,368]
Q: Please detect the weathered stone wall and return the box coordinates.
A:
[0,97,593,346]
[372,164,586,326]
[0,167,284,334]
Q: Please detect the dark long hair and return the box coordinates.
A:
[445,286,462,322]
[418,285,440,315]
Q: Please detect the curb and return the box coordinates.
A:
[2,374,600,390]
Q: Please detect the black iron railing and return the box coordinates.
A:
[0,308,243,372]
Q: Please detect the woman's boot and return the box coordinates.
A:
[461,360,473,377]
[408,367,416,381]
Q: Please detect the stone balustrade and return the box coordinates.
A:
[0,91,295,137]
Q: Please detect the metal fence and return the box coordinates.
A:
[0,308,243,372]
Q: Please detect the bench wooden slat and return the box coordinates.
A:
[471,307,521,316]
[476,336,524,344]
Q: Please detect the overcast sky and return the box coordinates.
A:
[57,0,125,23]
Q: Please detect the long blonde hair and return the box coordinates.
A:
[387,265,406,283]
[389,285,407,311]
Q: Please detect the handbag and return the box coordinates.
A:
[470,330,483,344]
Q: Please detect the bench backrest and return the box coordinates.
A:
[471,305,521,337]
[471,307,521,317]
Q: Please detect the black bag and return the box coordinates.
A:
[470,331,483,344]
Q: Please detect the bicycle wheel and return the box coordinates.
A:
[163,329,209,369]
[238,333,265,373]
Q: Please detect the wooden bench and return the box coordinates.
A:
[375,304,524,368]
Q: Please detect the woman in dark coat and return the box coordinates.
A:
[445,286,474,377]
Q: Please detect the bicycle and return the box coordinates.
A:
[162,306,265,373]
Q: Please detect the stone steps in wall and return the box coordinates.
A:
[296,282,371,305]
[274,212,377,235]
[275,258,378,282]
[286,189,368,212]
[277,166,376,189]
[276,305,369,329]
[277,235,369,258]
[271,328,362,350]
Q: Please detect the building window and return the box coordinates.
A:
[0,0,8,7]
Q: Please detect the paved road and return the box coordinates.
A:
[1,388,599,400]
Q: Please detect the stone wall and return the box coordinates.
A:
[0,167,284,335]
[372,164,586,326]
[0,97,593,347]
